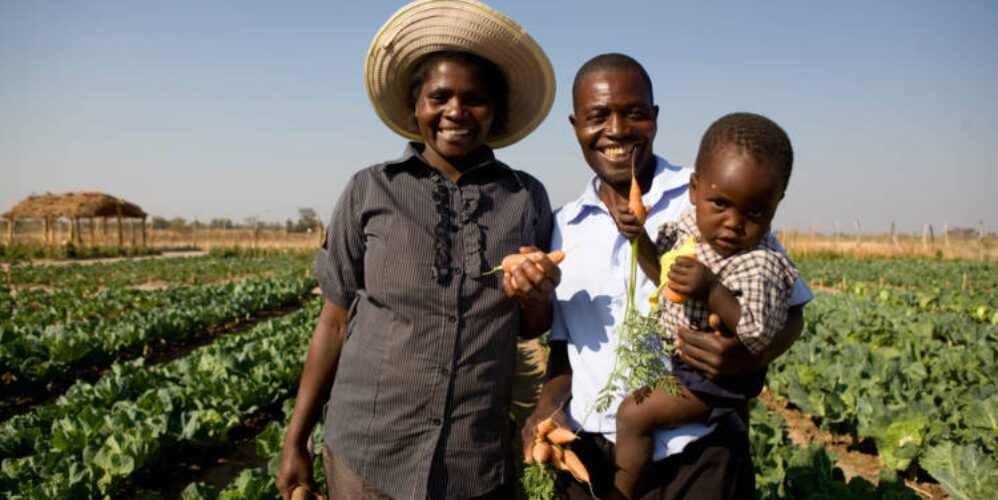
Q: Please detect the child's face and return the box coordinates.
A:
[690,146,784,256]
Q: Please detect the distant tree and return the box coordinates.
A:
[288,207,319,232]
[168,217,188,232]
[210,218,234,230]
[151,216,170,230]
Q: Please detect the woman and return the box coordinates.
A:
[276,1,557,499]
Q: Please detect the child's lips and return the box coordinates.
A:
[714,237,740,251]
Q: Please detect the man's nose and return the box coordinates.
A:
[606,113,628,137]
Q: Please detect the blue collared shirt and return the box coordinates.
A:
[550,155,812,460]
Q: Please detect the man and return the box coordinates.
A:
[522,53,811,499]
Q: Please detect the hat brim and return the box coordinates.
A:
[365,0,555,148]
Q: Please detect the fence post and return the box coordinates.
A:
[980,219,986,262]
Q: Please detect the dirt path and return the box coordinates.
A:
[759,390,949,500]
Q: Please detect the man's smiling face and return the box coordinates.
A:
[570,68,658,190]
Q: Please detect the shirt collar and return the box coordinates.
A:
[562,155,690,224]
[381,142,513,183]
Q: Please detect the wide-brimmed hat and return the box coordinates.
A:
[365,0,555,148]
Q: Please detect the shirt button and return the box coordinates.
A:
[432,418,442,426]
[439,367,449,376]
[447,316,457,323]
[453,267,462,275]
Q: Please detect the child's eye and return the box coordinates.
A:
[747,209,764,218]
[711,200,727,209]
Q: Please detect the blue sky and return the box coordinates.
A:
[2,0,996,234]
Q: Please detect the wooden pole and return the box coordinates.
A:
[979,219,986,262]
[5,218,12,244]
[922,224,929,252]
[192,219,198,249]
[141,216,147,247]
[116,202,124,247]
[889,222,902,253]
[834,221,840,244]
[101,216,108,245]
[943,220,949,251]
[854,218,861,246]
[89,218,97,247]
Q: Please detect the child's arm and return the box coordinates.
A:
[667,257,742,333]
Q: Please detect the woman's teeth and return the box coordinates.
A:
[439,128,470,139]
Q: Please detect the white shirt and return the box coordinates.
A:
[550,155,812,461]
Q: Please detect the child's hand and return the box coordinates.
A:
[609,201,653,241]
[667,256,716,300]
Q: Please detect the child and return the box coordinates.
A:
[612,112,800,499]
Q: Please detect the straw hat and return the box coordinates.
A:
[365,0,555,148]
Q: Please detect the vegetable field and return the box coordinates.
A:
[1,252,995,499]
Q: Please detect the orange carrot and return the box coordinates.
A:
[629,153,646,225]
[562,449,591,485]
[535,415,555,441]
[532,440,552,464]
[483,250,566,276]
[545,427,578,445]
[524,441,535,465]
[550,444,567,471]
[664,253,697,304]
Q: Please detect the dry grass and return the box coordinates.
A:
[777,231,996,261]
[3,221,324,251]
[4,218,994,260]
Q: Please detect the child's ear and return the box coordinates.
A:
[688,173,698,205]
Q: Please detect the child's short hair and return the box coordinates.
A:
[694,112,793,190]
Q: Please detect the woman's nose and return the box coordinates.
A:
[443,98,464,118]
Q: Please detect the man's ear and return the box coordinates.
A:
[568,114,577,127]
[688,172,698,205]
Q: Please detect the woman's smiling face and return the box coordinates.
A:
[414,60,495,168]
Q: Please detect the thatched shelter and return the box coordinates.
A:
[3,192,147,246]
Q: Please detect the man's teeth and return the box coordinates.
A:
[602,146,634,158]
[439,129,470,138]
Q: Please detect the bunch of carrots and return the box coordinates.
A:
[524,415,593,495]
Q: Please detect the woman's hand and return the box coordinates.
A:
[501,246,560,308]
[276,442,319,500]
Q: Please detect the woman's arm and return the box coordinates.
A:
[674,305,803,378]
[276,300,349,499]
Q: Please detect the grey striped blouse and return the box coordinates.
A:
[315,143,553,500]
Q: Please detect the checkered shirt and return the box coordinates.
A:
[655,211,799,354]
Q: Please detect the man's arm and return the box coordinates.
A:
[675,305,803,378]
[521,340,573,460]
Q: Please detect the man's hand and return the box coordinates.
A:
[609,201,652,241]
[667,256,717,300]
[675,313,759,378]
